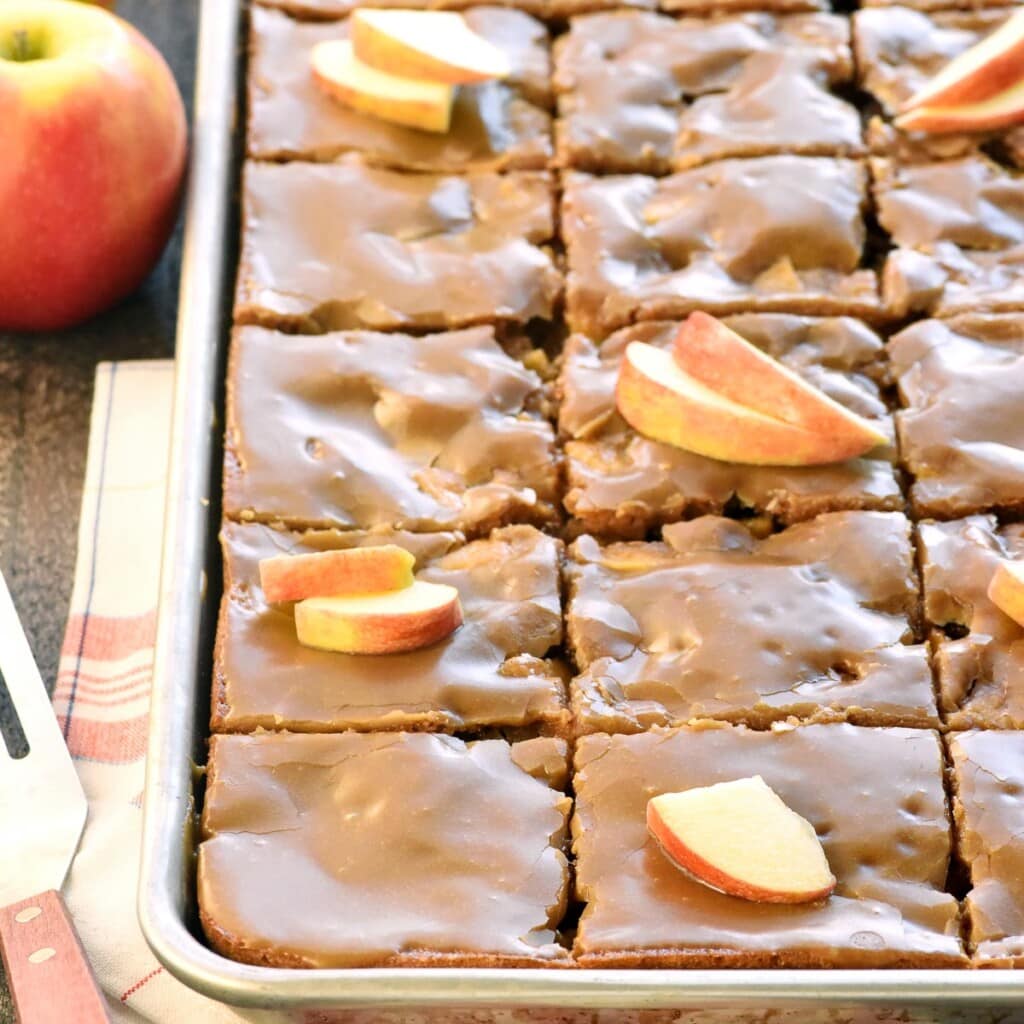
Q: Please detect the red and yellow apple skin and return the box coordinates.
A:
[259,545,416,604]
[646,777,836,905]
[896,80,1024,135]
[0,0,187,332]
[988,560,1024,629]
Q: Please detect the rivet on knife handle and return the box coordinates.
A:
[0,889,111,1024]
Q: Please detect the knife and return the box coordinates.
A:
[0,568,110,1023]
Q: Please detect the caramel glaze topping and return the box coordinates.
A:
[918,516,1024,729]
[249,7,553,171]
[554,11,858,174]
[874,155,1024,319]
[557,315,899,536]
[563,156,883,339]
[890,315,1024,519]
[198,732,572,967]
[213,522,569,734]
[225,325,559,535]
[235,159,561,334]
[566,512,936,732]
[573,723,963,967]
[949,730,1024,964]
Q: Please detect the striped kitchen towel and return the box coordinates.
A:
[51,361,906,1024]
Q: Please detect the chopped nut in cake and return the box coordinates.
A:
[213,523,569,734]
[565,512,936,733]
[890,315,1024,519]
[225,325,559,535]
[558,316,899,536]
[235,159,560,333]
[572,723,964,967]
[199,732,571,967]
[918,516,1024,729]
[563,157,883,339]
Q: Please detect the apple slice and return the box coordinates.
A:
[672,312,888,450]
[310,39,454,134]
[259,545,415,603]
[616,342,881,466]
[351,9,510,85]
[647,776,836,904]
[896,78,1024,135]
[295,580,463,654]
[900,8,1024,114]
[988,560,1024,628]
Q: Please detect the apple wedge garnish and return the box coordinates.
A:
[295,579,463,654]
[988,560,1024,629]
[896,78,1024,135]
[310,39,454,133]
[900,8,1024,115]
[647,776,836,904]
[259,545,415,604]
[350,9,510,85]
[672,312,888,450]
[615,342,882,466]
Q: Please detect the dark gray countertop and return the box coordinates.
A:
[0,2,197,1016]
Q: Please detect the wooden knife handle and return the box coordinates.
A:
[0,889,110,1023]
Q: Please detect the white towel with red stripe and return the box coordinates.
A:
[51,361,899,1024]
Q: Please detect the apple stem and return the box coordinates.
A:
[11,30,31,63]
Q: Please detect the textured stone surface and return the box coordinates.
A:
[0,2,197,1016]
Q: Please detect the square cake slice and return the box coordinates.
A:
[854,8,1024,166]
[198,732,571,967]
[212,523,569,734]
[563,158,883,339]
[874,155,1024,319]
[890,315,1024,519]
[565,512,937,733]
[554,11,860,175]
[235,159,560,334]
[224,325,559,535]
[557,315,900,536]
[248,7,552,171]
[948,730,1024,966]
[918,516,1024,729]
[572,723,964,967]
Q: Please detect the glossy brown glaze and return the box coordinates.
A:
[225,325,559,534]
[565,512,936,732]
[198,732,572,967]
[248,7,553,170]
[918,516,1024,729]
[890,315,1024,518]
[874,155,1024,318]
[212,522,569,734]
[557,316,899,535]
[572,723,964,966]
[235,158,561,333]
[563,157,883,338]
[554,11,858,174]
[948,730,1024,965]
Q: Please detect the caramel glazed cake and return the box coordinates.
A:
[197,0,1024,973]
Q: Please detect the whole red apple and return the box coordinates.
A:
[0,0,187,332]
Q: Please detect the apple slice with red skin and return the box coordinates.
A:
[616,342,882,466]
[988,560,1024,629]
[295,579,463,655]
[896,78,1024,135]
[311,38,454,133]
[647,776,836,904]
[351,9,510,85]
[259,545,415,604]
[900,8,1024,114]
[671,312,888,449]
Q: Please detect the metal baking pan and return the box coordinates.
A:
[138,0,1024,1016]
